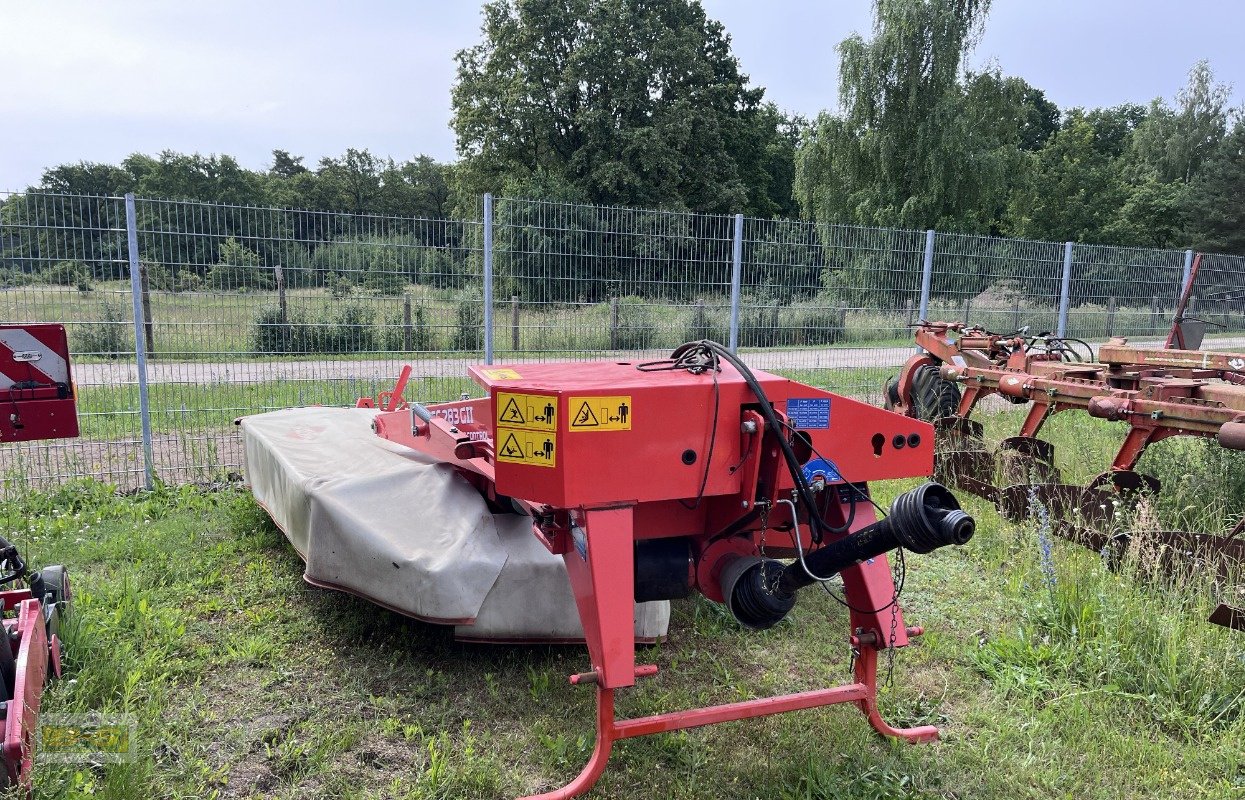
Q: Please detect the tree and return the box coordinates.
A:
[1132,61,1232,185]
[1183,118,1245,253]
[206,237,271,290]
[794,0,1015,232]
[269,150,309,179]
[451,0,777,214]
[1005,109,1130,243]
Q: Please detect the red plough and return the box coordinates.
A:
[887,318,1245,630]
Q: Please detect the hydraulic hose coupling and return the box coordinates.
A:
[720,482,975,629]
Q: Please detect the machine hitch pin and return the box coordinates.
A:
[569,664,659,686]
[741,420,758,434]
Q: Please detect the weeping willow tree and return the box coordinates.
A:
[795,0,1022,233]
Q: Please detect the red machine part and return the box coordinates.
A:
[0,325,78,443]
[369,348,972,798]
[0,590,58,790]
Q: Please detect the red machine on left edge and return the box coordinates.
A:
[365,340,975,799]
[0,323,77,793]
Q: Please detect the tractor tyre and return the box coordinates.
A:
[910,364,960,422]
[883,375,901,411]
[39,565,70,642]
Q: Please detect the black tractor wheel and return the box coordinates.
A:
[38,565,70,641]
[910,364,961,422]
[883,375,902,411]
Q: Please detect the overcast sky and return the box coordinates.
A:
[2,0,1242,191]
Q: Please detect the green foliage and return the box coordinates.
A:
[609,296,655,350]
[43,260,91,288]
[144,262,203,293]
[361,250,407,295]
[452,293,483,351]
[251,302,377,354]
[1185,117,1245,253]
[452,0,787,215]
[72,300,129,357]
[382,301,436,352]
[795,0,1016,232]
[206,237,271,290]
[684,301,729,345]
[250,306,296,355]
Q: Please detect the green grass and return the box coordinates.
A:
[6,429,1242,799]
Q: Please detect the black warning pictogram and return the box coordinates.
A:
[499,432,525,458]
[500,397,526,425]
[572,401,601,428]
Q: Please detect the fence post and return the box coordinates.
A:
[511,295,520,351]
[918,230,934,323]
[1106,296,1117,337]
[962,298,971,326]
[483,193,494,363]
[274,264,287,324]
[1011,298,1021,332]
[138,261,154,353]
[609,297,620,350]
[124,193,155,490]
[728,213,743,353]
[403,295,413,351]
[1057,241,1074,338]
[915,230,935,353]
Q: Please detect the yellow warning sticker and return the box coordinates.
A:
[481,367,522,381]
[568,396,633,432]
[495,427,557,468]
[496,392,558,431]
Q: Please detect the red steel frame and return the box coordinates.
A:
[368,359,945,798]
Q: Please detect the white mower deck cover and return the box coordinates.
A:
[239,406,669,642]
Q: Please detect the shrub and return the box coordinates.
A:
[206,238,272,290]
[363,251,407,296]
[330,302,377,352]
[251,306,296,354]
[452,294,483,351]
[783,301,844,346]
[327,272,354,299]
[0,268,33,288]
[252,302,377,355]
[609,296,655,350]
[43,260,90,288]
[145,262,203,293]
[382,302,436,352]
[739,302,786,347]
[683,300,728,345]
[73,301,129,357]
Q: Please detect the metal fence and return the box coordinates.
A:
[1,190,1241,489]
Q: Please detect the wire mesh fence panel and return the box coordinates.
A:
[0,192,145,489]
[740,217,926,401]
[4,190,1235,489]
[1069,244,1186,342]
[492,198,735,360]
[929,233,1066,337]
[131,198,484,483]
[1189,252,1245,344]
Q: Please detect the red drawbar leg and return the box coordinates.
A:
[854,645,939,743]
[561,506,636,689]
[521,688,618,800]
